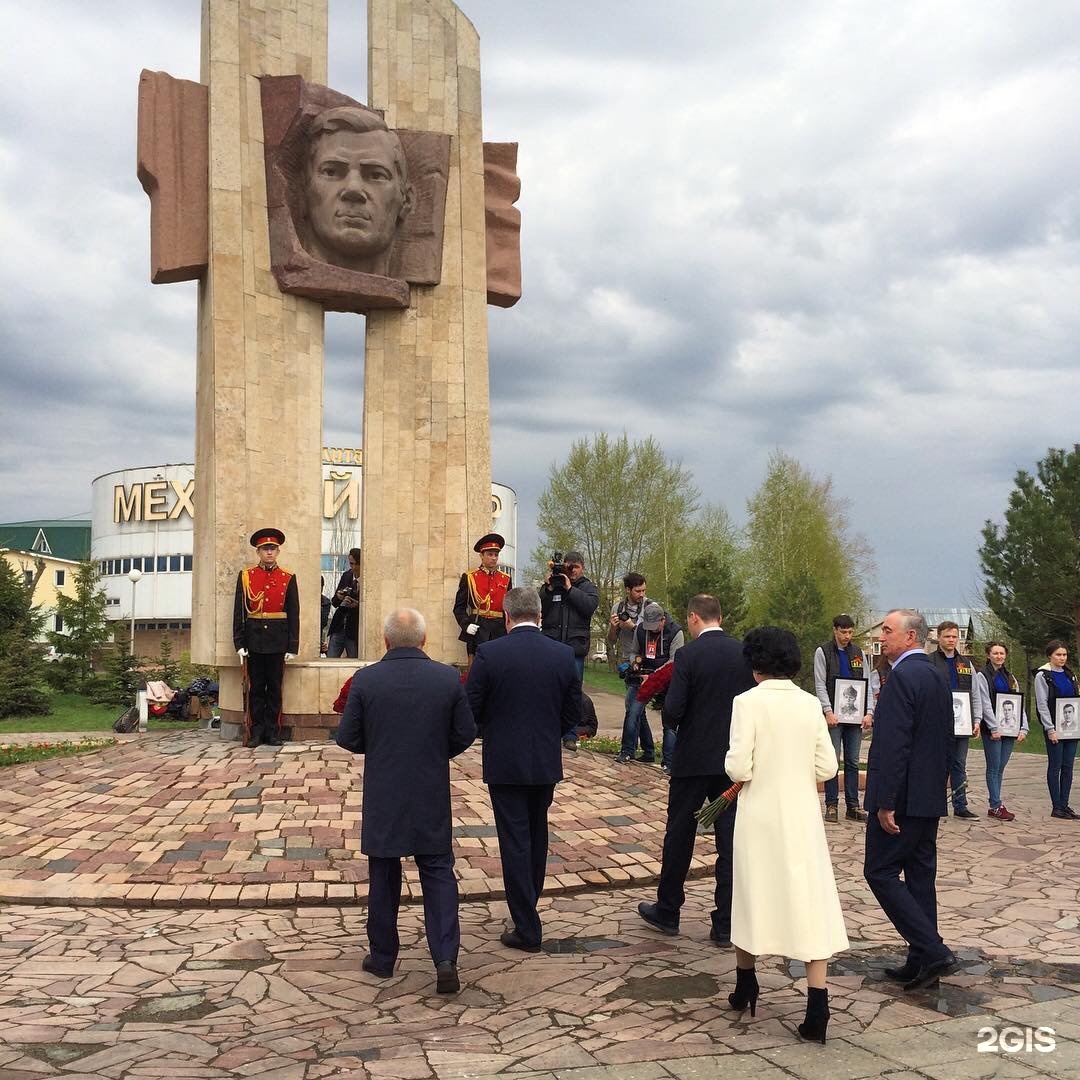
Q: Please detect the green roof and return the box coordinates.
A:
[0,520,91,562]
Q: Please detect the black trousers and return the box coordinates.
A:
[655,773,736,936]
[246,651,284,744]
[367,853,460,970]
[489,784,554,946]
[863,813,949,965]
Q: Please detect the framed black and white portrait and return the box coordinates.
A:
[833,678,866,724]
[994,693,1022,738]
[952,692,973,736]
[1056,699,1080,740]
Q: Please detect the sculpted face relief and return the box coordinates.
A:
[302,109,415,276]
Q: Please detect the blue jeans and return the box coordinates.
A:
[661,726,676,770]
[620,690,655,759]
[574,655,585,681]
[824,723,862,807]
[1046,737,1078,812]
[948,736,970,811]
[982,735,1016,809]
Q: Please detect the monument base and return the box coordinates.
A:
[218,659,370,742]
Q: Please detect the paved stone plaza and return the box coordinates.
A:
[1,711,1078,1077]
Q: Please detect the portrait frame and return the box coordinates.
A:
[832,678,866,724]
[994,693,1022,737]
[1055,698,1080,740]
[952,691,973,737]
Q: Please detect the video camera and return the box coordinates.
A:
[549,551,567,601]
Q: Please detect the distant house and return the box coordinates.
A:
[861,608,986,657]
[0,519,91,641]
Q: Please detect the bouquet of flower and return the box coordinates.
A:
[636,661,674,710]
[695,781,744,829]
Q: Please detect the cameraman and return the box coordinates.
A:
[540,551,599,749]
[327,548,362,658]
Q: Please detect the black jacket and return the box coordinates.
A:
[661,629,755,778]
[327,569,360,637]
[336,648,476,857]
[864,653,950,817]
[539,575,600,657]
[465,625,581,785]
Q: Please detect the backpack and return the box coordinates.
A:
[113,706,139,733]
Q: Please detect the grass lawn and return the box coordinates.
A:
[0,693,201,735]
[584,665,626,696]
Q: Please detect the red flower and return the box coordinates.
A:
[636,661,674,703]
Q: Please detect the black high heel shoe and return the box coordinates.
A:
[727,965,759,1017]
[797,986,830,1044]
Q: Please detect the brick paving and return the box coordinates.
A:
[1,732,1079,1076]
[0,729,704,908]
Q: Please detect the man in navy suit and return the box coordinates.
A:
[864,608,957,991]
[637,594,755,944]
[337,608,476,994]
[466,587,582,951]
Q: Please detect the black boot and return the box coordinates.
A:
[727,966,759,1017]
[797,986,829,1044]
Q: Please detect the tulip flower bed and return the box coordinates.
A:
[0,738,117,768]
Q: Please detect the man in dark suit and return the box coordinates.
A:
[864,608,957,991]
[336,608,476,994]
[637,594,755,944]
[466,586,581,951]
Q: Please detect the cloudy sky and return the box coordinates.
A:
[2,0,1078,606]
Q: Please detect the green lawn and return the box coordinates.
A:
[0,693,201,735]
[584,665,626,696]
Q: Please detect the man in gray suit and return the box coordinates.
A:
[337,608,476,994]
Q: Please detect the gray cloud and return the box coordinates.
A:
[2,0,1079,607]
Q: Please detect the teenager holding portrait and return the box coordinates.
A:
[978,642,1027,821]
[1034,640,1079,820]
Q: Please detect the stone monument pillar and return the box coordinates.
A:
[360,1,492,661]
[193,0,328,722]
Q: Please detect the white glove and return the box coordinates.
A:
[285,652,296,661]
[466,623,479,637]
[237,648,248,659]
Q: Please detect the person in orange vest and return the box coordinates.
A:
[233,528,300,747]
[453,533,512,670]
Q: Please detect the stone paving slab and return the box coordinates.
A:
[0,875,1077,1078]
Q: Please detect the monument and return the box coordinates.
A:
[138,0,520,738]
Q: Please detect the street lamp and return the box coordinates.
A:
[127,567,143,653]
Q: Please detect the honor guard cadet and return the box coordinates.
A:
[453,533,512,669]
[233,528,300,747]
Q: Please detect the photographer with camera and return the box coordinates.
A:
[617,602,684,770]
[609,573,654,761]
[540,551,599,749]
[327,548,362,658]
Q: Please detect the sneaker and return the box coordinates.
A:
[988,805,1015,821]
[824,805,839,823]
[1051,807,1070,819]
[845,807,868,822]
[635,753,657,763]
[562,738,578,752]
[614,752,633,764]
[1066,807,1080,820]
[954,808,978,819]
[661,764,671,775]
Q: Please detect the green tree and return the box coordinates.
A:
[148,635,182,688]
[93,635,144,708]
[49,561,110,692]
[669,549,748,638]
[764,571,832,690]
[980,445,1080,656]
[744,451,871,629]
[533,433,700,618]
[0,557,50,717]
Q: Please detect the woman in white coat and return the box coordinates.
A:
[724,626,849,1044]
